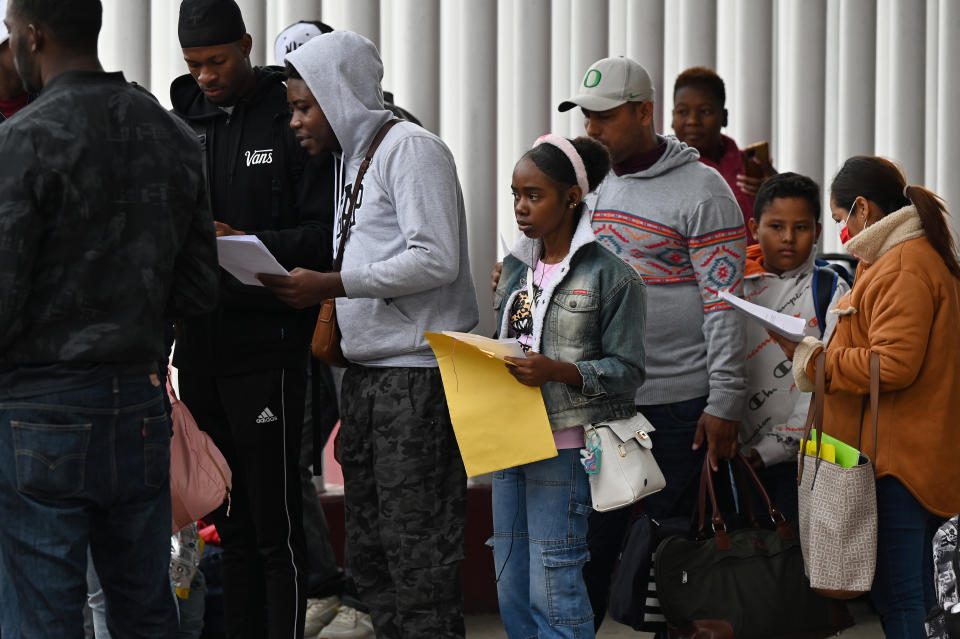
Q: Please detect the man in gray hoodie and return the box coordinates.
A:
[259,31,478,639]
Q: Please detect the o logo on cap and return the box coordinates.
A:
[584,69,602,88]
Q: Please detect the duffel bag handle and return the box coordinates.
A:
[697,454,794,548]
[696,456,730,550]
[733,454,794,540]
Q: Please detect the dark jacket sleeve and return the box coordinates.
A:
[164,173,220,319]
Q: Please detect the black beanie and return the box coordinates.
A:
[178,0,246,48]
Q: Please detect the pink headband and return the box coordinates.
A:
[533,134,589,197]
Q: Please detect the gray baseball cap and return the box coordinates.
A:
[558,56,655,112]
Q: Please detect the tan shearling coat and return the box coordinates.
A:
[794,206,960,517]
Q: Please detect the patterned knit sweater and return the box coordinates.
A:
[586,135,747,420]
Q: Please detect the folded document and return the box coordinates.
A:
[216,235,289,287]
[718,289,807,341]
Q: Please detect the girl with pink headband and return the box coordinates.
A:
[491,135,648,639]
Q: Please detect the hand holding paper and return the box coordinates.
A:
[216,236,289,286]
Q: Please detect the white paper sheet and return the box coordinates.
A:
[718,289,807,341]
[216,235,289,287]
[441,331,527,361]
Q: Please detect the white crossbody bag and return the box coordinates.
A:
[582,412,666,512]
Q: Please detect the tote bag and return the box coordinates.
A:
[797,352,879,598]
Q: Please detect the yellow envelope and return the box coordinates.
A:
[424,332,558,476]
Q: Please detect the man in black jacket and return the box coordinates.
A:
[0,0,219,636]
[170,1,333,638]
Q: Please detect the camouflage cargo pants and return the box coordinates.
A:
[340,366,467,639]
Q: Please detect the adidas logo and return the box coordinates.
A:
[255,407,278,424]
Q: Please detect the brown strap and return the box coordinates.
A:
[696,456,730,551]
[798,351,826,485]
[869,352,880,458]
[855,352,881,455]
[734,453,794,539]
[799,350,881,485]
[332,118,403,271]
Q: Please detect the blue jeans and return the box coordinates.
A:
[493,449,594,639]
[0,375,178,639]
[87,548,206,639]
[871,476,942,639]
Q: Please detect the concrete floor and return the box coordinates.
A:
[465,598,884,637]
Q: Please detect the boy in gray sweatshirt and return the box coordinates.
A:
[261,31,478,639]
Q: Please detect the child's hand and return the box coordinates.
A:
[504,352,583,388]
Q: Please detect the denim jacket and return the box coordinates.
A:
[494,211,647,431]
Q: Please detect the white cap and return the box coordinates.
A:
[558,56,655,113]
[274,21,327,66]
[0,0,9,45]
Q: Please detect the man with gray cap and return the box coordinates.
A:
[170,1,334,638]
[0,0,30,122]
[558,56,747,628]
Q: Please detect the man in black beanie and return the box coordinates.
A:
[170,1,334,638]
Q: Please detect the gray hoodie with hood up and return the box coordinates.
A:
[287,32,478,367]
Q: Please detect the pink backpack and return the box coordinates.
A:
[168,378,232,534]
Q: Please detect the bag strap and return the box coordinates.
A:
[733,454,795,539]
[699,454,794,546]
[798,351,881,486]
[332,118,402,271]
[869,352,880,454]
[797,351,826,486]
[696,456,730,549]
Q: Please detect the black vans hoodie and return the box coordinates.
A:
[170,66,334,375]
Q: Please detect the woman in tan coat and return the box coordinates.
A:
[771,156,960,639]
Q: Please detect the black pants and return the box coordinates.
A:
[180,367,307,639]
[300,362,344,600]
[340,366,467,639]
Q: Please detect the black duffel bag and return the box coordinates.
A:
[654,455,854,639]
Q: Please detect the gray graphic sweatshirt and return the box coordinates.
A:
[287,32,479,367]
[586,136,747,421]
